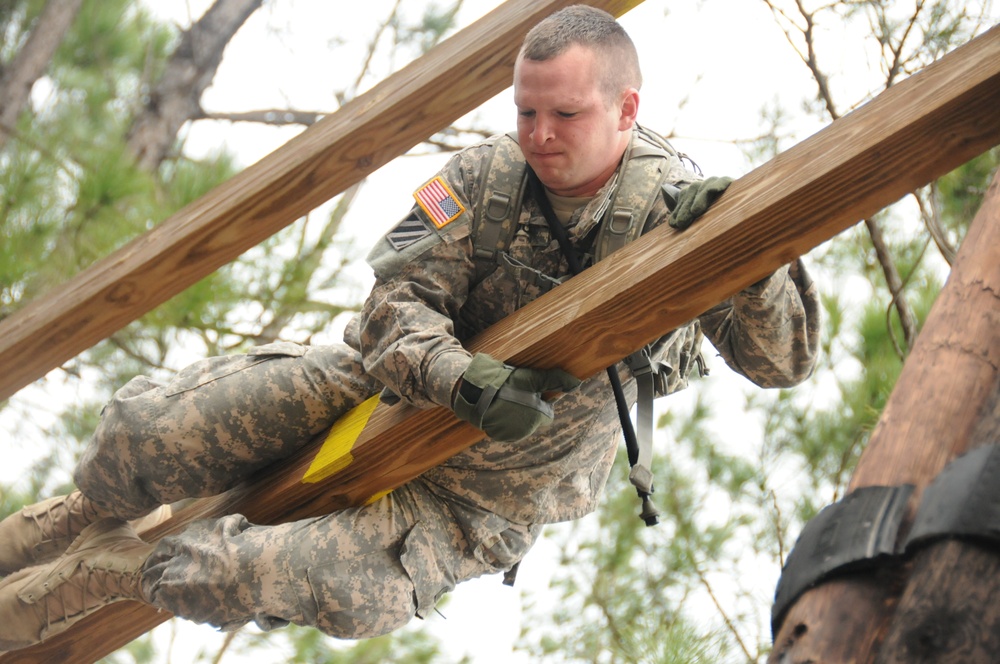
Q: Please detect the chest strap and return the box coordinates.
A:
[594,134,676,260]
[471,127,684,281]
[528,167,661,527]
[471,133,528,282]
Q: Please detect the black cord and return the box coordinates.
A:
[526,168,643,470]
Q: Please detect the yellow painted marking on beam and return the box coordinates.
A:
[302,395,380,484]
[363,489,393,505]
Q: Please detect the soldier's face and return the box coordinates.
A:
[514,44,638,198]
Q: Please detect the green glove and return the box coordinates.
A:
[453,353,581,442]
[669,176,733,230]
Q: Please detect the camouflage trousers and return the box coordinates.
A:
[73,342,525,638]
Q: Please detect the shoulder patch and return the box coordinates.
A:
[387,212,432,250]
[413,176,465,229]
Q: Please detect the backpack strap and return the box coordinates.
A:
[593,125,679,262]
[470,132,528,284]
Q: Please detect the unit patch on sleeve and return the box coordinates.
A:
[413,176,466,229]
[387,212,432,250]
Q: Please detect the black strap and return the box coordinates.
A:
[771,442,1000,637]
[527,168,659,526]
[905,444,1000,549]
[771,484,914,635]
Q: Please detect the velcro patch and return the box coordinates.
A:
[413,176,465,229]
[387,212,432,250]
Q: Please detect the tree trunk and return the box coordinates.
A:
[770,168,1000,662]
[125,0,263,170]
[0,0,85,151]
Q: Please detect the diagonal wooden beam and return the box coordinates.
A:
[305,21,1000,517]
[0,0,643,404]
[4,22,999,664]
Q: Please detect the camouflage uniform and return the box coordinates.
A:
[72,128,820,638]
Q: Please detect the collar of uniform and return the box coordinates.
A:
[547,190,593,224]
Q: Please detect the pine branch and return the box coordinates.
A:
[126,0,264,171]
[198,108,324,126]
[864,217,918,354]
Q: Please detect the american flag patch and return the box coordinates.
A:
[387,213,431,251]
[413,177,465,228]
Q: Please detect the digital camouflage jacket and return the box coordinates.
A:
[349,128,820,561]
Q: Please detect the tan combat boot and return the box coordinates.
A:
[0,491,171,575]
[0,518,155,652]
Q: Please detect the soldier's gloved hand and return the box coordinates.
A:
[669,176,734,230]
[452,352,581,442]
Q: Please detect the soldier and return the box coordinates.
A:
[0,5,819,651]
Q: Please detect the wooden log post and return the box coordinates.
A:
[878,389,1000,661]
[769,170,1000,661]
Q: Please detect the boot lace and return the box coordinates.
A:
[29,493,102,546]
[41,559,144,630]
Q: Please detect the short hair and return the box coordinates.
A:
[518,5,642,101]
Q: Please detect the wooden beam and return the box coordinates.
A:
[769,169,1000,661]
[4,23,999,664]
[305,21,1000,514]
[0,0,643,404]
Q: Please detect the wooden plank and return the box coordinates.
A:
[769,168,1000,662]
[0,0,643,403]
[4,23,999,664]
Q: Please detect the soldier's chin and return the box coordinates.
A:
[529,166,566,191]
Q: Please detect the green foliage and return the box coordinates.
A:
[937,147,999,235]
[205,624,456,664]
[159,150,239,209]
[0,0,47,62]
[1,0,181,305]
[2,37,249,470]
[395,2,462,55]
[0,150,60,318]
[99,631,158,664]
[0,0,360,428]
[294,626,450,664]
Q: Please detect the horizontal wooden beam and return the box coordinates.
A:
[0,0,643,404]
[6,22,999,664]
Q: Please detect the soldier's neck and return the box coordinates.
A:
[545,190,593,225]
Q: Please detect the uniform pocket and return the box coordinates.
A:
[163,342,307,396]
[304,536,418,639]
[398,520,458,619]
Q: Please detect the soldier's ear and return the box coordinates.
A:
[618,88,639,131]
